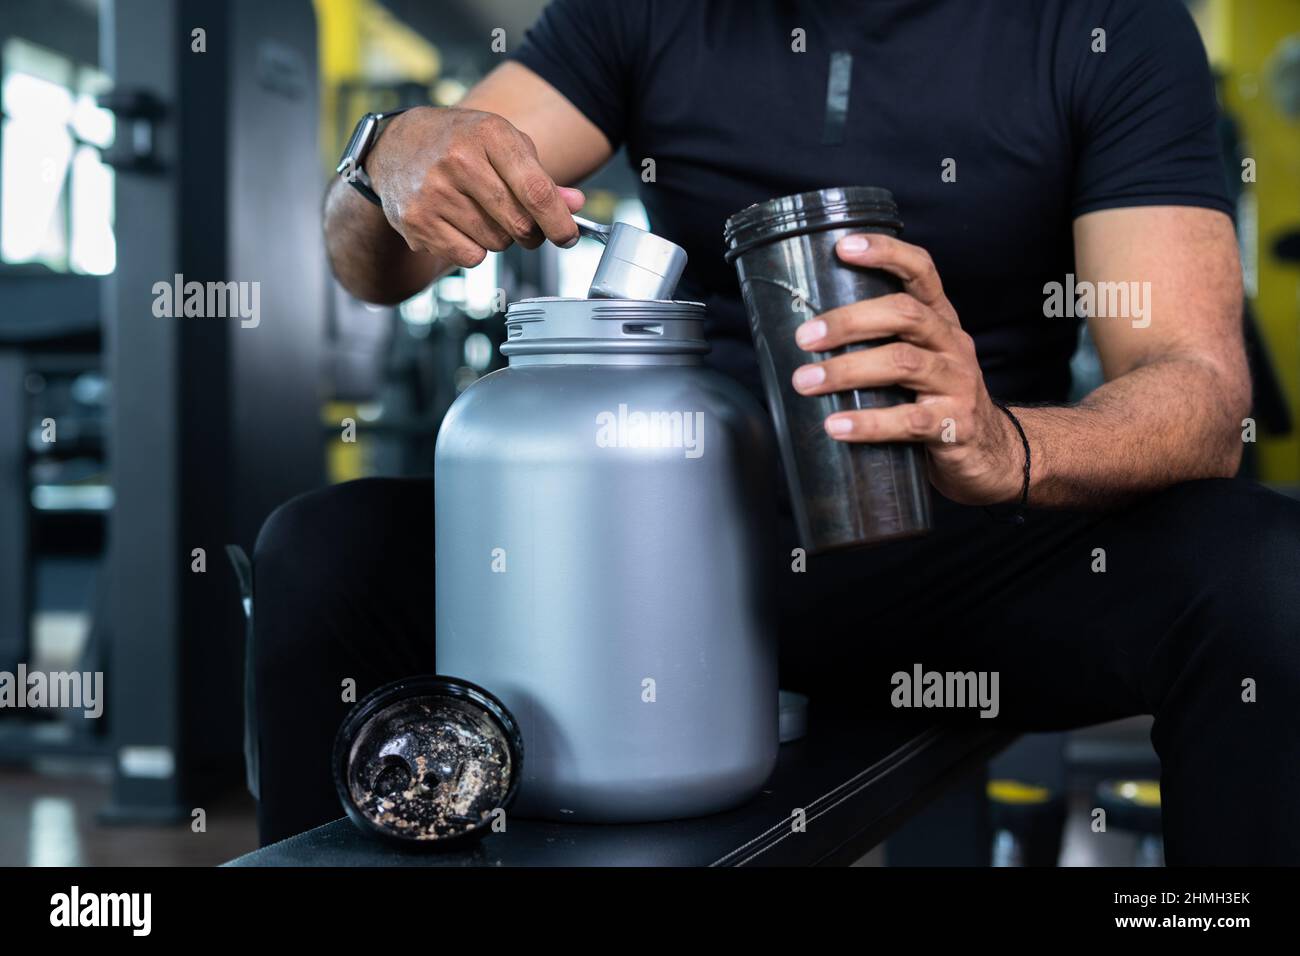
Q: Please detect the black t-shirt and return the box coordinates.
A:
[512,0,1231,403]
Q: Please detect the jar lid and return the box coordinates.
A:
[723,186,902,262]
[501,296,710,357]
[332,675,523,849]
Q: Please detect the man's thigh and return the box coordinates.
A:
[776,478,1298,731]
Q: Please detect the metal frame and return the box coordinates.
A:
[103,0,324,820]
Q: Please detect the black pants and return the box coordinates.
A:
[252,476,1300,863]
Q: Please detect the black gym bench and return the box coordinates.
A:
[227,712,1012,867]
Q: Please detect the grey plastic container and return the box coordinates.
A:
[435,297,778,822]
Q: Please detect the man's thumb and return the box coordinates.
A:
[558,186,585,212]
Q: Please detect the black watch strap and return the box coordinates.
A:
[347,169,382,207]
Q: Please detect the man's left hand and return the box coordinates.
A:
[791,233,1021,506]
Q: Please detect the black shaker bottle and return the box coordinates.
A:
[724,186,931,552]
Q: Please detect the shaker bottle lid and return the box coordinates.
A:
[723,186,903,262]
[332,675,523,849]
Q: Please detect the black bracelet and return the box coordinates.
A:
[987,401,1030,525]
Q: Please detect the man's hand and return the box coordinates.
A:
[324,62,612,305]
[790,233,1021,506]
[791,207,1248,511]
[367,105,584,268]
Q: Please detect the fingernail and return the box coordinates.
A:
[839,235,870,254]
[792,365,826,389]
[826,416,854,435]
[561,234,580,249]
[795,320,826,347]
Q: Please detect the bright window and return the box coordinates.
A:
[1,37,115,274]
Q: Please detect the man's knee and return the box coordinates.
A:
[253,477,435,621]
[257,476,429,566]
[1152,479,1300,667]
[1143,478,1296,566]
[256,481,350,584]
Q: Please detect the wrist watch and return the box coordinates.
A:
[336,107,413,206]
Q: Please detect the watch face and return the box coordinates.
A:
[337,113,379,175]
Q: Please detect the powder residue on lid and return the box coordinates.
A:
[347,698,512,841]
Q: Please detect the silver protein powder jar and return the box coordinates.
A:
[435,297,778,822]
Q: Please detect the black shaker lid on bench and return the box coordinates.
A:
[332,675,524,849]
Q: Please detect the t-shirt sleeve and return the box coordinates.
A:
[1068,0,1232,218]
[510,0,645,150]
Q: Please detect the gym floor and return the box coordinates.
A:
[0,764,257,867]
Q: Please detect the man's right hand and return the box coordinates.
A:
[366,105,585,269]
[325,62,612,304]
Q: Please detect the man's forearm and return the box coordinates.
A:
[323,178,443,305]
[1010,355,1249,509]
